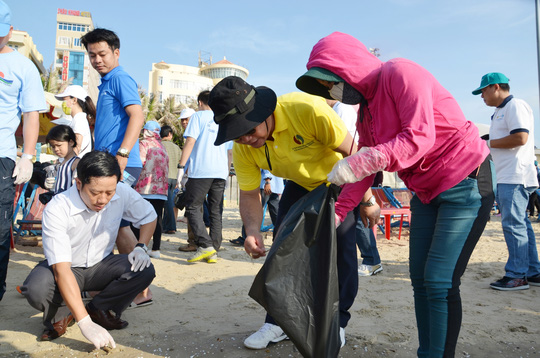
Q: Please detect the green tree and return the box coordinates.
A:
[41,64,70,93]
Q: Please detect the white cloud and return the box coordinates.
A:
[208,27,299,55]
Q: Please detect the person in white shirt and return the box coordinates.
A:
[473,72,540,290]
[55,85,95,157]
[21,150,157,349]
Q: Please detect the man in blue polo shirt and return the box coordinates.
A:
[80,28,148,297]
[80,28,144,178]
[0,0,46,301]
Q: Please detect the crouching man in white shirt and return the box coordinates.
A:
[21,150,157,350]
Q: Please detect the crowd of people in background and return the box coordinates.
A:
[2,1,540,355]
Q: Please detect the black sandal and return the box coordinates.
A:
[229,236,245,246]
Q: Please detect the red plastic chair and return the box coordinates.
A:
[10,183,27,249]
[15,186,48,243]
[371,187,412,240]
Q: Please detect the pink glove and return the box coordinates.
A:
[327,147,389,186]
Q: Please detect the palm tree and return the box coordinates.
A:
[139,86,158,122]
[41,64,68,93]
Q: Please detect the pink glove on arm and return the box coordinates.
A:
[327,147,389,186]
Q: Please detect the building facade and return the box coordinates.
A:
[54,8,99,101]
[8,30,46,75]
[148,55,249,106]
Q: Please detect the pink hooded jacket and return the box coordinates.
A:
[306,33,489,217]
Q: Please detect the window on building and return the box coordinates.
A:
[68,52,85,86]
[73,38,81,47]
[158,76,163,86]
[57,36,71,46]
[58,22,90,32]
[159,92,163,104]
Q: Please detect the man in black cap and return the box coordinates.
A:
[208,76,380,350]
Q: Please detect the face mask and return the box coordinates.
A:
[329,82,344,102]
[329,82,364,105]
[62,101,71,115]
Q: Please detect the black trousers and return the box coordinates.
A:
[184,178,226,250]
[132,198,165,251]
[265,181,358,328]
[22,254,155,331]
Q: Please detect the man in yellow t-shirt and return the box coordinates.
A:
[208,76,379,350]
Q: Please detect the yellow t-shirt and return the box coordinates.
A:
[233,92,348,191]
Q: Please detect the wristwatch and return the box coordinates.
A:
[135,243,148,253]
[177,164,185,169]
[360,195,376,207]
[117,147,130,158]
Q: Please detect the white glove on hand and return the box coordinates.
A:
[44,177,56,190]
[13,156,33,185]
[128,246,151,272]
[77,315,116,350]
[327,159,357,186]
[328,147,389,186]
[176,168,185,184]
[335,213,342,229]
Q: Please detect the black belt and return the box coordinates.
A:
[467,166,480,179]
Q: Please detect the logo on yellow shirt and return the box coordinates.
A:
[293,135,304,145]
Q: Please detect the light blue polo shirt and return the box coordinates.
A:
[184,110,232,180]
[0,50,47,161]
[95,66,142,168]
[260,169,284,194]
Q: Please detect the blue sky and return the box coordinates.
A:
[8,0,540,145]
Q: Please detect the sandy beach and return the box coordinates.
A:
[1,204,539,358]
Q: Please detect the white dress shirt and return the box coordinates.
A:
[42,182,157,267]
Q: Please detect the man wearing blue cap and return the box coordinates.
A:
[473,72,540,290]
[0,0,46,301]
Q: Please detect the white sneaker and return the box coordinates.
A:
[340,327,345,348]
[148,250,160,258]
[358,263,383,277]
[244,323,288,349]
[187,246,217,263]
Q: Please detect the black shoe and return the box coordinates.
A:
[527,274,540,287]
[490,276,529,291]
[229,236,245,246]
[86,304,128,330]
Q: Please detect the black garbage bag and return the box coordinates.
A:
[249,183,341,358]
[174,189,187,210]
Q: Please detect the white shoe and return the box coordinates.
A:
[244,323,288,349]
[340,327,345,348]
[358,263,383,277]
[148,250,161,258]
[187,246,217,263]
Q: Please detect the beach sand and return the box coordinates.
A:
[1,206,539,358]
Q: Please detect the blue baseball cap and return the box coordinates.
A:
[0,0,11,37]
[143,120,161,135]
[472,72,509,95]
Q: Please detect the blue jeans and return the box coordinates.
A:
[497,184,540,278]
[355,210,380,265]
[410,157,494,357]
[162,178,177,232]
[0,158,15,301]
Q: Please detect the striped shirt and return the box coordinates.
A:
[54,156,79,194]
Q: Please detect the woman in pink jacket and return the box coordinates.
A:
[133,121,169,259]
[296,32,494,358]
